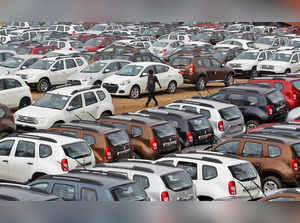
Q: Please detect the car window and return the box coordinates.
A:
[57,26,64,32]
[59,42,66,48]
[131,126,143,138]
[106,62,119,72]
[257,82,270,87]
[36,49,44,55]
[143,65,156,75]
[292,54,299,63]
[31,183,49,192]
[52,60,64,71]
[0,140,14,156]
[4,79,22,89]
[242,142,263,158]
[69,95,82,110]
[66,59,77,69]
[83,134,96,146]
[199,109,211,119]
[246,95,258,106]
[62,130,79,137]
[52,184,75,201]
[215,141,240,154]
[81,188,98,201]
[96,90,106,101]
[258,52,266,60]
[202,165,218,180]
[39,144,52,158]
[0,80,5,91]
[201,58,211,67]
[120,62,129,68]
[183,105,197,113]
[273,82,284,91]
[150,56,161,63]
[23,58,38,68]
[210,93,225,101]
[133,175,150,189]
[84,92,98,106]
[0,107,5,118]
[177,162,198,180]
[267,145,281,158]
[15,140,35,158]
[155,65,169,73]
[75,58,84,66]
[211,58,221,67]
[228,94,245,106]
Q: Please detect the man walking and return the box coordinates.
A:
[146,69,161,107]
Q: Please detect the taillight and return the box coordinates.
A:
[189,64,194,74]
[72,31,76,35]
[105,147,112,160]
[161,191,170,202]
[267,105,273,115]
[187,132,193,144]
[69,48,73,51]
[160,49,167,54]
[228,181,236,195]
[293,93,297,101]
[151,138,158,151]
[61,159,69,172]
[218,121,224,132]
[292,158,299,171]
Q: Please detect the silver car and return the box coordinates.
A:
[149,40,184,58]
[68,59,130,86]
[92,161,196,201]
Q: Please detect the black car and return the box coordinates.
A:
[0,183,61,201]
[138,107,215,147]
[29,169,149,201]
[208,85,288,131]
[113,53,164,63]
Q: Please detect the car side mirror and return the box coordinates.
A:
[66,106,74,111]
[141,72,148,77]
[292,59,298,64]
[104,68,111,73]
[50,67,57,72]
[21,65,27,70]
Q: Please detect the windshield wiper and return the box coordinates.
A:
[236,181,254,201]
[251,179,266,198]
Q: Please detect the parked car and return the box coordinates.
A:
[84,37,117,52]
[0,55,41,75]
[16,45,56,55]
[215,39,255,50]
[255,36,287,49]
[262,188,300,201]
[148,40,184,58]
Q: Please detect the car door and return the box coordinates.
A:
[0,139,15,180]
[240,141,264,174]
[50,60,66,85]
[65,59,78,79]
[9,140,36,182]
[65,94,86,122]
[154,65,170,90]
[201,58,215,81]
[290,54,300,72]
[211,58,226,80]
[140,65,154,93]
[83,91,101,120]
[103,62,120,79]
[3,78,24,109]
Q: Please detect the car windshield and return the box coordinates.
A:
[271,53,291,62]
[73,26,84,32]
[33,93,70,110]
[287,40,300,47]
[219,106,242,121]
[111,183,149,201]
[152,41,168,48]
[16,47,32,55]
[229,163,257,182]
[0,57,24,68]
[227,25,241,31]
[116,65,143,76]
[81,62,107,73]
[48,26,57,31]
[62,141,92,159]
[161,171,193,192]
[85,39,103,46]
[191,33,211,41]
[236,51,259,60]
[91,25,107,32]
[106,130,130,147]
[70,41,83,49]
[267,91,285,104]
[153,123,177,138]
[189,118,211,131]
[172,57,192,66]
[292,80,300,91]
[256,37,273,45]
[29,59,54,70]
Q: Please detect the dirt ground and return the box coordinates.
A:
[32,79,248,115]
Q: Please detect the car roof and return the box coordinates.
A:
[234,133,300,145]
[49,85,98,96]
[24,132,84,145]
[180,97,236,109]
[221,85,276,94]
[142,107,203,120]
[106,113,167,126]
[125,61,165,66]
[95,59,131,63]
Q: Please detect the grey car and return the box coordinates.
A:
[68,59,130,86]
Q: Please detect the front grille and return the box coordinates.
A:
[262,65,274,70]
[17,115,36,124]
[103,83,119,93]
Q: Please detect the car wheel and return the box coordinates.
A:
[130,86,140,99]
[37,79,50,92]
[196,76,206,91]
[19,97,31,109]
[285,69,291,74]
[250,67,258,79]
[224,73,234,86]
[263,176,282,194]
[100,111,111,119]
[167,81,177,94]
[246,120,260,132]
[94,80,102,86]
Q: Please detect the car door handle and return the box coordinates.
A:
[27,162,33,165]
[2,160,8,163]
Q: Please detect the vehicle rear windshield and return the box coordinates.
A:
[153,124,177,139]
[111,183,148,201]
[172,57,192,66]
[106,130,130,147]
[62,141,92,159]
[219,106,242,121]
[229,163,257,182]
[189,118,211,131]
[267,91,285,104]
[291,144,300,158]
[161,171,193,192]
[292,80,300,91]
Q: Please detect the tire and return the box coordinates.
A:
[100,111,111,119]
[94,80,102,86]
[130,85,141,99]
[249,67,258,79]
[19,97,31,109]
[52,121,64,128]
[167,81,177,94]
[262,176,282,194]
[37,78,50,93]
[285,69,291,74]
[134,152,142,159]
[246,120,260,133]
[224,73,234,87]
[195,76,206,91]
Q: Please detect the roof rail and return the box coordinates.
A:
[94,163,155,173]
[71,85,101,95]
[8,133,57,143]
[165,153,223,164]
[68,169,129,180]
[34,129,79,138]
[240,134,285,144]
[173,99,215,108]
[49,82,82,91]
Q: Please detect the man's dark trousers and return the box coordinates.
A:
[146,90,158,107]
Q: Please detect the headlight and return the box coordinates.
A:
[120,80,131,86]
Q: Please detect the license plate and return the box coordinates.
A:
[276,105,285,111]
[199,134,212,140]
[163,141,177,147]
[117,149,131,156]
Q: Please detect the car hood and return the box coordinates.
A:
[228,59,257,65]
[103,74,135,84]
[255,43,272,49]
[16,69,47,75]
[16,105,63,119]
[0,66,16,75]
[68,72,101,80]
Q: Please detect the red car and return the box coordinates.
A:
[197,23,221,30]
[247,123,280,133]
[246,75,300,109]
[72,33,98,43]
[16,45,56,55]
[84,37,119,52]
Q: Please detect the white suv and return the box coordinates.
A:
[102,62,183,99]
[0,132,95,183]
[47,24,85,35]
[15,84,114,129]
[0,75,32,110]
[156,151,263,201]
[15,56,87,92]
[257,50,300,74]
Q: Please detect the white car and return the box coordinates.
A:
[0,75,32,110]
[102,62,184,98]
[0,55,41,75]
[44,39,84,51]
[0,50,17,62]
[226,50,273,78]
[148,40,184,58]
[15,56,87,92]
[0,132,95,183]
[87,24,122,35]
[48,24,85,35]
[15,84,114,129]
[156,151,263,201]
[278,38,300,51]
[255,36,288,49]
[257,50,300,74]
[216,39,255,50]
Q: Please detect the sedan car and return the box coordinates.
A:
[148,40,184,58]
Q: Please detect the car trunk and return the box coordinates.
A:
[106,130,132,161]
[188,117,214,145]
[171,57,193,81]
[152,123,178,154]
[266,91,288,120]
[219,106,245,136]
